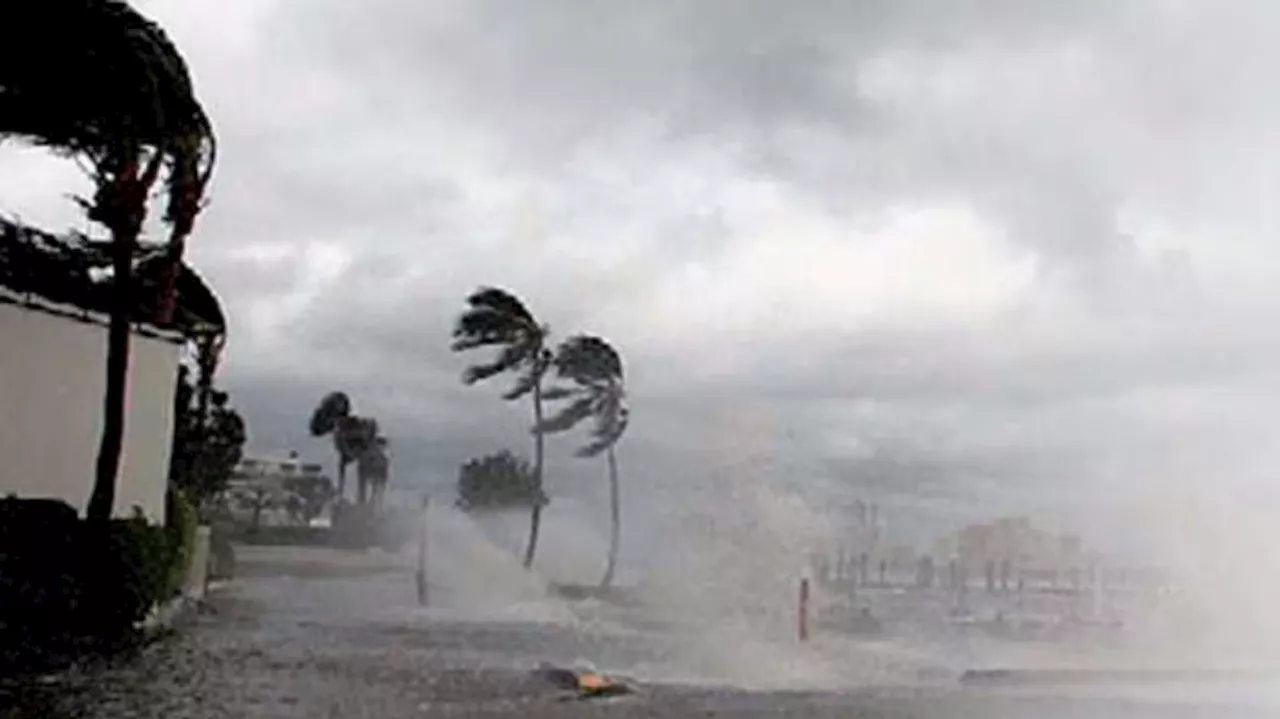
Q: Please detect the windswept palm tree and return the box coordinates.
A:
[308,392,379,505]
[452,287,551,569]
[538,335,629,587]
[1,1,217,524]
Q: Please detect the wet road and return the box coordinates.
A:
[3,545,1280,718]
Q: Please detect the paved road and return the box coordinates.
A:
[3,544,1280,718]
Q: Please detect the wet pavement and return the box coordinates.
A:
[3,544,1280,718]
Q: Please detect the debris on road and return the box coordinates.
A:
[535,662,636,700]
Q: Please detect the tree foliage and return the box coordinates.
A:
[308,391,380,503]
[451,287,550,399]
[308,391,351,437]
[1,0,217,246]
[539,335,629,457]
[308,392,378,467]
[455,450,548,512]
[169,365,246,508]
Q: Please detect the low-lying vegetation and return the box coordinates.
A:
[0,495,199,676]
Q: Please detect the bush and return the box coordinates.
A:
[0,498,85,654]
[0,499,189,673]
[79,510,176,640]
[456,450,548,512]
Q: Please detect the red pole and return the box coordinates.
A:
[799,577,811,642]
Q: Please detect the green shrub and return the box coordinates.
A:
[0,500,185,673]
[0,498,85,657]
[77,510,174,639]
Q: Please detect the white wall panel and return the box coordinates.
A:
[0,300,180,521]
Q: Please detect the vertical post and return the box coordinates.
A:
[798,577,811,642]
[1091,563,1104,619]
[416,495,429,606]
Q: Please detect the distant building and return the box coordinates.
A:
[225,451,330,526]
[934,516,1091,576]
[231,452,325,484]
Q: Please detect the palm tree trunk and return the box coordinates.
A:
[251,492,264,531]
[522,379,545,569]
[86,233,136,524]
[600,446,621,588]
[336,459,347,503]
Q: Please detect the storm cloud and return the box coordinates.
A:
[6,0,1280,553]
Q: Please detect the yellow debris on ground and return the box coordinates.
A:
[577,673,610,690]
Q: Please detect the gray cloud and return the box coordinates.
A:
[5,0,1280,554]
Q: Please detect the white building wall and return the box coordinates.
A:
[0,298,181,521]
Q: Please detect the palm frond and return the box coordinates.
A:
[575,438,612,458]
[553,334,623,385]
[535,396,595,435]
[453,286,550,398]
[466,286,537,325]
[462,344,528,385]
[502,362,548,401]
[0,1,217,222]
[541,385,578,401]
[577,405,629,458]
[501,365,537,399]
[334,415,378,462]
[309,391,351,436]
[451,309,526,350]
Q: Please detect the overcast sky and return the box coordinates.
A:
[6,1,1280,552]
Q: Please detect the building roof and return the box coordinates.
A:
[0,216,225,337]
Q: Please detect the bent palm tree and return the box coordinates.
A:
[1,1,217,524]
[308,392,378,505]
[538,335,629,587]
[452,287,551,568]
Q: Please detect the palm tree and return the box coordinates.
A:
[451,287,551,569]
[357,435,390,509]
[1,1,217,524]
[308,392,378,505]
[538,335,629,587]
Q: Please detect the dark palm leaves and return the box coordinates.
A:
[335,416,378,464]
[555,335,623,386]
[538,397,597,434]
[1,1,207,152]
[538,335,628,456]
[452,287,548,398]
[579,405,629,459]
[309,391,351,436]
[0,1,217,228]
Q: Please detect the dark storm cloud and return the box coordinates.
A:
[8,0,1280,548]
